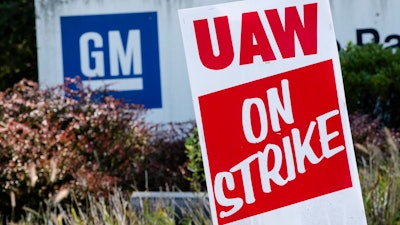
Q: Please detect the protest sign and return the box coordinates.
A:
[179,0,368,224]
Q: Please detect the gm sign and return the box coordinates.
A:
[61,12,162,108]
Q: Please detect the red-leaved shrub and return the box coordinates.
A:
[0,79,194,219]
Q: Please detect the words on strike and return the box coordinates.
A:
[214,79,345,218]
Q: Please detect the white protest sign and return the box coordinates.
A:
[179,0,367,224]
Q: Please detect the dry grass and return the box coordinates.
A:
[356,128,400,225]
[2,188,211,225]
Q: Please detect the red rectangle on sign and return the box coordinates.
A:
[199,60,353,224]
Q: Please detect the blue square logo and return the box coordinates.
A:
[61,12,162,108]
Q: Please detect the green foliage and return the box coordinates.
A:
[340,43,400,127]
[185,128,206,192]
[0,0,37,90]
[140,199,175,225]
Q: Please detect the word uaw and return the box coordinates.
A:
[214,79,345,218]
[193,3,318,70]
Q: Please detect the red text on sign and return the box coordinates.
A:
[193,3,318,70]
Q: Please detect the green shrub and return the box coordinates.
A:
[184,128,206,192]
[340,43,400,127]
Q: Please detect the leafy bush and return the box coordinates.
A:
[184,128,206,192]
[340,43,400,127]
[0,79,193,221]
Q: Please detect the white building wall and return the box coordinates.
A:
[35,0,400,123]
[331,0,400,49]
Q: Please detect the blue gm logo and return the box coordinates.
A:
[61,12,162,108]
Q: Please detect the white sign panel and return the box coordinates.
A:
[179,0,367,224]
